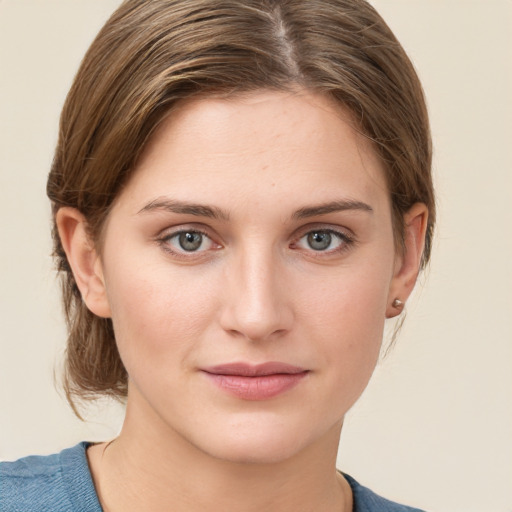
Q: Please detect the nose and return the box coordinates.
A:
[219,247,294,342]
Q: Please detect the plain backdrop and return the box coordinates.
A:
[0,1,511,511]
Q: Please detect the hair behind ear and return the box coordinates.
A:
[55,207,127,413]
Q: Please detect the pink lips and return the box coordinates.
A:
[201,362,309,400]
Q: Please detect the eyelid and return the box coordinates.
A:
[157,222,217,240]
[290,224,356,255]
[293,222,355,241]
[156,224,222,257]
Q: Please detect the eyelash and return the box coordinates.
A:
[156,226,355,259]
[157,227,219,259]
[292,228,355,257]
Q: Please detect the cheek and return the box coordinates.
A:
[301,254,392,337]
[102,250,220,371]
[320,285,385,370]
[297,257,392,397]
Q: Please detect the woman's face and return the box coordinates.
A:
[93,90,401,463]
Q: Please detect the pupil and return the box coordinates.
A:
[179,232,202,251]
[308,231,331,251]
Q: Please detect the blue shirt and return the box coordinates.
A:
[0,443,426,511]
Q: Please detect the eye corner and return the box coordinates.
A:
[291,226,356,256]
[156,227,222,259]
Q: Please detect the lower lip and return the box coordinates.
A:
[203,372,308,400]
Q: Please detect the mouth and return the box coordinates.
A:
[201,362,309,400]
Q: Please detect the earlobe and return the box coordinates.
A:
[56,207,112,318]
[386,203,429,318]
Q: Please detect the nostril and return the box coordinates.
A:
[222,322,290,342]
[218,262,294,341]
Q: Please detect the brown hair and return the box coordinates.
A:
[47,0,435,409]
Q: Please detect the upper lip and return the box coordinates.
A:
[201,362,308,377]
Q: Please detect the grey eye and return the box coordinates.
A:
[161,229,218,256]
[178,232,204,251]
[307,231,333,251]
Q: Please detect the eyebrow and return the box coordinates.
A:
[138,197,373,221]
[293,200,373,219]
[138,198,230,221]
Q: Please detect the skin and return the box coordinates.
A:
[57,89,427,512]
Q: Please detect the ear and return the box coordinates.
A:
[386,203,429,318]
[56,207,111,318]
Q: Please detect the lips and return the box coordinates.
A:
[201,362,309,400]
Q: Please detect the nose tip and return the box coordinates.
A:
[222,305,290,342]
[222,289,292,341]
[219,257,293,342]
[227,322,286,341]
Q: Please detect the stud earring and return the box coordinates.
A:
[392,298,404,309]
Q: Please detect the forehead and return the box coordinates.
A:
[117,89,389,215]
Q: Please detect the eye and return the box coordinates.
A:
[294,229,351,253]
[177,232,204,251]
[161,230,217,254]
[306,231,335,251]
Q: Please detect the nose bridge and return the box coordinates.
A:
[221,239,292,341]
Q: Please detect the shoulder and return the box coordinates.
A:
[0,442,102,512]
[344,474,427,512]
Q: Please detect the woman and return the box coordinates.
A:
[1,0,434,510]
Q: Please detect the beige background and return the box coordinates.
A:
[1,1,511,511]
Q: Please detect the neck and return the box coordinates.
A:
[88,394,351,512]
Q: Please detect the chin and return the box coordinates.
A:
[204,437,304,465]
[191,416,328,465]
